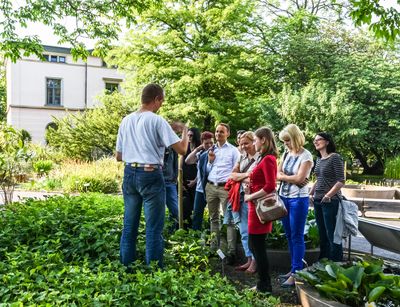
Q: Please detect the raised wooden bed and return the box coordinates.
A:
[267,248,320,271]
[342,184,396,199]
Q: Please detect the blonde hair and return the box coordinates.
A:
[254,127,279,157]
[279,124,305,152]
[240,131,255,142]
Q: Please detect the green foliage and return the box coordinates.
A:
[385,156,400,180]
[0,194,278,305]
[28,143,66,165]
[46,93,133,160]
[297,258,400,306]
[259,19,400,174]
[107,0,267,131]
[0,124,34,204]
[58,158,123,193]
[0,0,159,62]
[349,0,400,41]
[32,160,53,177]
[0,54,5,122]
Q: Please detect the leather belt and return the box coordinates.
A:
[127,163,162,169]
[207,180,227,187]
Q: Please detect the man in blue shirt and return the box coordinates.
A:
[116,83,188,268]
[205,123,240,263]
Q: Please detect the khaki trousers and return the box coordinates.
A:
[205,183,237,255]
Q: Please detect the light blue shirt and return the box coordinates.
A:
[207,142,239,183]
[195,151,203,193]
[116,111,180,165]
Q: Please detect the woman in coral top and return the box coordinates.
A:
[244,127,278,293]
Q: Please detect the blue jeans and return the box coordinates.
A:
[192,191,206,231]
[238,199,253,258]
[165,182,179,231]
[314,198,343,261]
[120,165,166,268]
[280,196,309,272]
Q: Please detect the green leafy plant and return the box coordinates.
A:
[32,159,54,176]
[385,156,400,180]
[0,124,34,204]
[297,258,400,306]
[0,194,279,306]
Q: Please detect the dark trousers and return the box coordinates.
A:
[182,186,196,229]
[314,199,343,261]
[249,233,272,292]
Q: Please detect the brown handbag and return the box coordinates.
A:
[254,151,288,224]
[256,194,287,224]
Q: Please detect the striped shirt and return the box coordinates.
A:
[314,153,345,200]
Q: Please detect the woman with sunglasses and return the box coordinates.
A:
[309,132,345,261]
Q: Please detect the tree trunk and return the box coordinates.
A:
[352,148,384,175]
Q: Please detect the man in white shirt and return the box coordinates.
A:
[116,83,188,268]
[205,123,240,263]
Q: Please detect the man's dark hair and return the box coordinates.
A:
[141,83,164,104]
[217,123,230,133]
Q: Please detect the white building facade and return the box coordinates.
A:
[6,45,124,143]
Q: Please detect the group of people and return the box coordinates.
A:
[116,83,346,294]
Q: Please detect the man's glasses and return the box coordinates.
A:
[313,138,325,143]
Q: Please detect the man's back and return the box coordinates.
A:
[117,111,179,165]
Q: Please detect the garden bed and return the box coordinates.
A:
[0,194,281,306]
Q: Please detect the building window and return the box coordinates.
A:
[105,82,119,93]
[46,78,62,106]
[42,54,66,63]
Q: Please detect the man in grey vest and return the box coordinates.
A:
[116,83,188,268]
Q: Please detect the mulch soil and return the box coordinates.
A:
[210,256,300,306]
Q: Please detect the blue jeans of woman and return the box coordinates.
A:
[238,195,253,258]
[280,196,309,273]
[192,191,206,231]
[120,165,166,268]
[314,198,343,261]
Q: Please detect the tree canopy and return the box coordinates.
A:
[1,0,400,62]
[0,0,158,61]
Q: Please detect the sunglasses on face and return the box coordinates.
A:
[313,137,325,143]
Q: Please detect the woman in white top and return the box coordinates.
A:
[277,124,313,287]
[229,131,259,273]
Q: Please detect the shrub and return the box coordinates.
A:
[385,156,400,179]
[46,93,133,160]
[0,194,278,306]
[57,158,123,193]
[0,124,34,204]
[32,159,54,176]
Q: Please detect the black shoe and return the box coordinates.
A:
[225,254,236,265]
